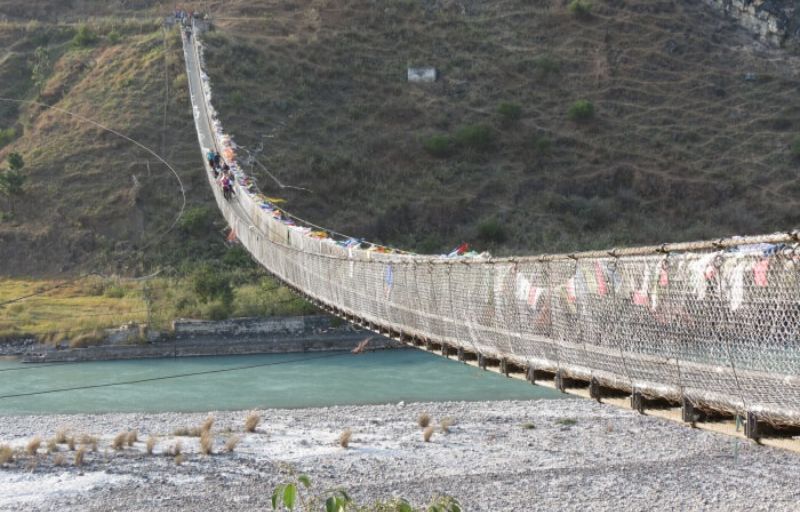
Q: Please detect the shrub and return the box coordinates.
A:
[477,218,508,244]
[191,265,233,305]
[533,135,552,155]
[7,152,23,171]
[174,453,185,465]
[201,299,230,320]
[0,445,13,464]
[69,330,105,348]
[454,124,494,151]
[72,25,98,47]
[520,422,536,430]
[66,437,76,451]
[200,431,214,455]
[568,0,592,18]
[567,99,595,122]
[171,441,183,456]
[423,426,434,442]
[244,412,260,433]
[146,436,156,455]
[46,439,58,453]
[108,31,121,44]
[497,102,522,123]
[26,436,41,455]
[53,453,65,466]
[103,285,125,298]
[338,428,352,449]
[74,446,86,467]
[418,412,431,428]
[534,55,560,77]
[112,432,127,450]
[423,134,453,158]
[0,127,15,148]
[224,435,240,453]
[556,418,577,426]
[791,135,800,158]
[178,206,214,235]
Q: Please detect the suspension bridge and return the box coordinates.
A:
[181,21,800,441]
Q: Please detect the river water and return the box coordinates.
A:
[0,349,562,415]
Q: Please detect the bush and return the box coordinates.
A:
[202,299,230,320]
[791,135,800,158]
[418,412,431,428]
[497,102,522,123]
[568,0,592,18]
[477,218,508,244]
[103,284,126,298]
[567,99,595,122]
[0,128,15,148]
[338,428,352,448]
[191,264,233,305]
[454,124,494,151]
[244,412,260,432]
[178,206,214,235]
[108,31,121,44]
[423,426,434,442]
[222,246,252,268]
[72,25,98,47]
[423,134,453,158]
[534,55,560,77]
[533,135,552,155]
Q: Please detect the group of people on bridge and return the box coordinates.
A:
[207,150,235,200]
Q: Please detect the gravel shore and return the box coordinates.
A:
[1,399,799,511]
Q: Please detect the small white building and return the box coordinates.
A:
[407,67,438,83]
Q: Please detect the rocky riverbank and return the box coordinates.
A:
[1,399,799,511]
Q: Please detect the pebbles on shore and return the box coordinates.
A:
[1,399,799,511]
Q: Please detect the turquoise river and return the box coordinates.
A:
[0,349,563,415]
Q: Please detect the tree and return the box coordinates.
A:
[0,171,25,214]
[30,46,51,94]
[7,152,23,171]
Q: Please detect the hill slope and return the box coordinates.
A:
[1,0,800,279]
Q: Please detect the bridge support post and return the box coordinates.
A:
[478,354,487,370]
[744,412,761,441]
[555,370,566,393]
[500,359,509,377]
[681,397,702,425]
[589,377,601,402]
[526,366,537,385]
[457,347,465,362]
[631,391,645,415]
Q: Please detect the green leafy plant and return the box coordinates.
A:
[568,0,592,18]
[0,127,16,148]
[72,25,98,47]
[422,134,453,158]
[454,124,494,151]
[567,99,595,122]
[497,102,522,123]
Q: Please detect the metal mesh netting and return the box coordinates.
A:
[183,28,800,424]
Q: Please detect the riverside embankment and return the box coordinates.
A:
[12,316,396,363]
[1,399,799,511]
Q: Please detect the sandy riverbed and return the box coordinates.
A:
[0,399,799,511]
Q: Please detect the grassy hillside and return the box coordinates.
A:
[202,0,800,255]
[1,0,800,336]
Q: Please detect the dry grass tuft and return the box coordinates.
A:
[201,416,214,434]
[26,436,42,456]
[418,412,431,428]
[67,437,76,451]
[174,453,185,466]
[224,435,240,453]
[440,417,454,434]
[54,428,68,444]
[338,428,352,449]
[171,441,182,457]
[244,412,260,433]
[423,426,434,443]
[199,431,214,456]
[126,430,138,447]
[0,445,14,464]
[46,438,58,453]
[74,446,86,467]
[53,453,65,466]
[80,435,98,452]
[112,432,127,451]
[146,436,157,455]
